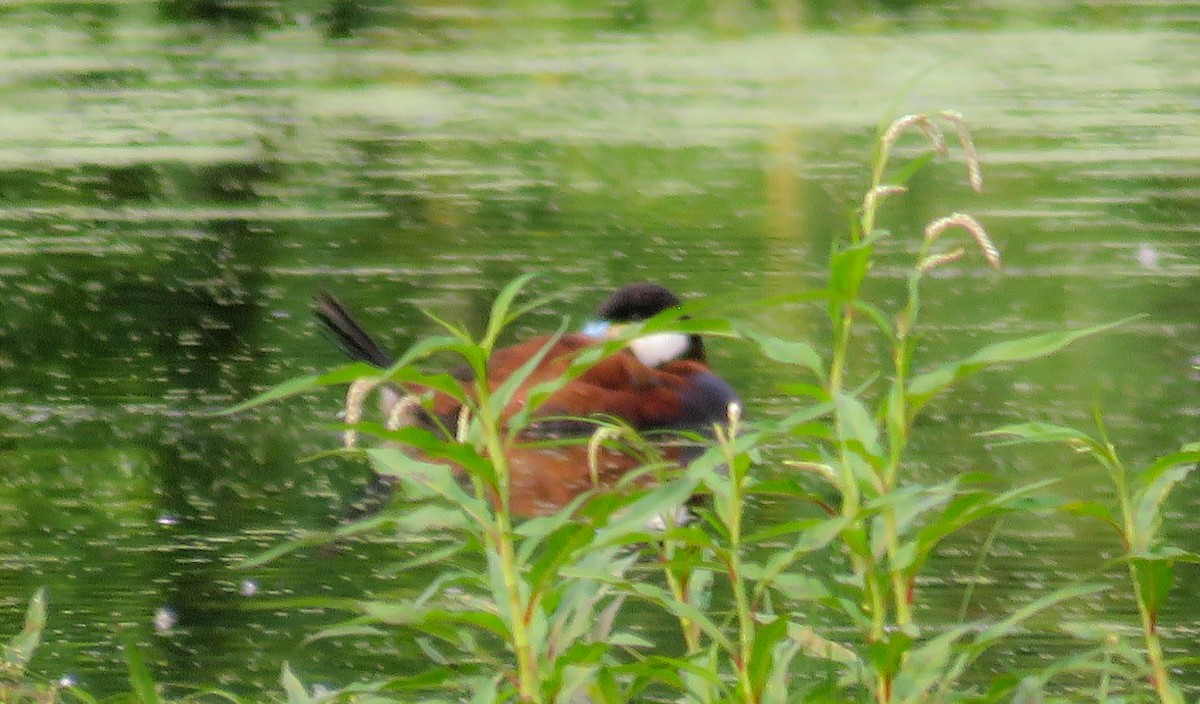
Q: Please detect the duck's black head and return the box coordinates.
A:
[596,283,683,323]
[590,283,704,366]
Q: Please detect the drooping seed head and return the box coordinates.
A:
[923,213,1000,270]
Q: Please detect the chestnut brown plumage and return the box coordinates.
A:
[314,283,739,516]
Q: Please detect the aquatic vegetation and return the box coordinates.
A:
[221,111,1190,703]
[8,111,1195,704]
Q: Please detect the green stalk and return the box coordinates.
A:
[717,421,757,703]
[1100,445,1179,704]
[661,542,702,654]
[876,266,928,629]
[475,377,541,703]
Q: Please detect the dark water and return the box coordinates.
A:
[1,2,1198,697]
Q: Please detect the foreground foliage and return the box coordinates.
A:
[5,112,1196,704]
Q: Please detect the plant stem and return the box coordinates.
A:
[1104,450,1180,704]
[661,544,702,654]
[477,380,541,703]
[721,433,756,703]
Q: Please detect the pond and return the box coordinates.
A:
[0,1,1197,697]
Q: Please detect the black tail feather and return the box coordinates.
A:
[313,292,395,368]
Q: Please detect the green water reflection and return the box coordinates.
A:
[0,1,1197,697]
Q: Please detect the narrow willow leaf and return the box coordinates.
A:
[1139,449,1200,488]
[238,530,338,569]
[360,601,510,641]
[383,543,467,576]
[369,424,495,479]
[767,573,830,601]
[1060,501,1122,538]
[367,448,493,529]
[847,299,897,341]
[907,479,1057,575]
[121,635,162,704]
[866,630,913,682]
[1131,558,1174,622]
[835,392,881,458]
[866,479,958,538]
[280,663,312,704]
[1141,546,1200,563]
[829,242,872,299]
[975,583,1108,647]
[748,617,789,696]
[1131,462,1195,553]
[786,622,858,665]
[740,328,826,381]
[908,318,1135,417]
[488,322,567,421]
[889,150,939,187]
[891,625,973,703]
[3,588,46,674]
[593,476,699,546]
[1058,621,1124,641]
[377,367,469,405]
[608,632,654,648]
[755,516,852,590]
[302,624,388,645]
[623,582,734,653]
[525,523,596,598]
[392,504,475,534]
[218,363,378,415]
[483,273,538,350]
[981,422,1100,451]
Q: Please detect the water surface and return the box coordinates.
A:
[1,2,1197,696]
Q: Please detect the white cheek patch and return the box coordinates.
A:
[629,332,689,367]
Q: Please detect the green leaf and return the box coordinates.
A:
[303,623,388,645]
[238,530,337,569]
[775,401,835,434]
[488,322,567,423]
[281,663,312,704]
[384,543,467,575]
[975,582,1108,648]
[121,635,161,704]
[1139,449,1200,487]
[766,573,830,601]
[751,516,852,592]
[980,421,1101,452]
[866,629,912,679]
[367,447,493,530]
[219,363,378,415]
[891,625,973,703]
[1132,461,1196,553]
[1131,558,1174,622]
[3,588,46,675]
[829,241,873,300]
[786,622,858,665]
[747,617,789,696]
[835,392,881,459]
[360,601,511,641]
[908,318,1135,418]
[625,582,733,653]
[482,273,538,350]
[740,328,826,381]
[888,150,938,187]
[593,476,699,546]
[1058,621,1123,642]
[525,522,597,599]
[907,479,1058,575]
[1060,501,1122,539]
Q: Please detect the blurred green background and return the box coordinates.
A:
[0,0,1196,697]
